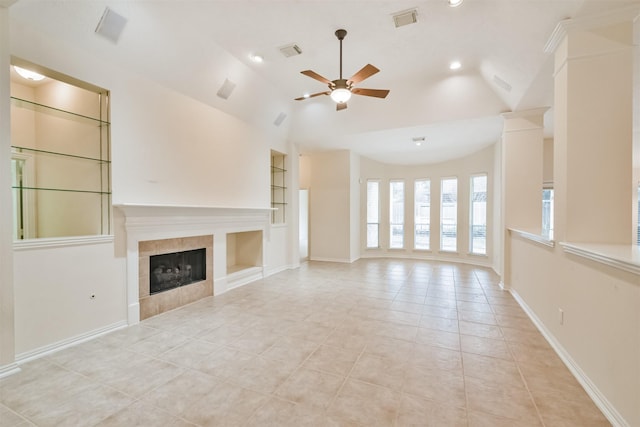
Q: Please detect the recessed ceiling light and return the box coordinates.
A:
[412,136,426,146]
[249,53,264,63]
[448,0,463,7]
[449,61,462,70]
[14,66,45,81]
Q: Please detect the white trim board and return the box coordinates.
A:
[510,289,629,427]
[15,321,127,365]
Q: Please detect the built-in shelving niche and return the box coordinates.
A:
[226,230,263,287]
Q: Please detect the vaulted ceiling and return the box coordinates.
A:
[8,0,639,165]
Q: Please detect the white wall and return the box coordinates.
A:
[349,152,361,262]
[13,240,126,358]
[6,13,293,358]
[360,144,496,267]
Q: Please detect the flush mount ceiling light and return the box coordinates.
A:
[249,53,264,63]
[449,61,462,70]
[14,66,45,81]
[448,0,464,7]
[295,29,390,111]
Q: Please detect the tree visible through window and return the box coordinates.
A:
[390,180,405,249]
[414,179,430,250]
[440,178,457,252]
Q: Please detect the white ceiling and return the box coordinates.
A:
[8,0,639,165]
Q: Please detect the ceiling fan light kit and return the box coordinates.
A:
[295,28,389,111]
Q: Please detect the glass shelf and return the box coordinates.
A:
[11,186,111,195]
[12,146,110,164]
[11,96,110,127]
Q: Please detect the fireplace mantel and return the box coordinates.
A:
[115,204,273,324]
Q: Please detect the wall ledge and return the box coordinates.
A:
[560,242,640,276]
[509,228,555,248]
[13,235,114,251]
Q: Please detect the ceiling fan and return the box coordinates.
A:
[295,29,390,111]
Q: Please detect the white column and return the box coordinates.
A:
[546,9,636,244]
[500,108,547,288]
[0,2,19,377]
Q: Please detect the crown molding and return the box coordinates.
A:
[544,4,640,54]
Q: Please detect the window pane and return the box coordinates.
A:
[414,179,430,250]
[390,181,404,249]
[470,175,487,255]
[542,189,554,240]
[440,178,457,252]
[366,181,379,248]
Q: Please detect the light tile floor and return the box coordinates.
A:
[0,259,611,426]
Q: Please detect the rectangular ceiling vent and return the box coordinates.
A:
[95,7,128,43]
[279,44,303,58]
[493,75,513,93]
[393,9,418,28]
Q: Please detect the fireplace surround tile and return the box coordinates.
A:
[139,235,213,320]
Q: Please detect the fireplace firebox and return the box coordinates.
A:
[150,248,206,294]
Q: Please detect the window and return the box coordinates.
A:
[542,187,554,239]
[389,180,405,249]
[636,184,639,246]
[366,180,380,248]
[470,174,487,255]
[440,178,457,252]
[10,62,111,239]
[270,151,287,224]
[414,179,430,250]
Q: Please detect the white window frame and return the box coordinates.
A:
[469,174,487,255]
[389,180,405,249]
[542,183,554,240]
[366,180,380,249]
[440,177,458,252]
[414,179,430,250]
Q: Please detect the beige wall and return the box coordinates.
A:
[509,237,639,426]
[307,150,352,262]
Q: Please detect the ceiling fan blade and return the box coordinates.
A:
[336,102,348,111]
[347,64,380,84]
[294,91,330,101]
[301,70,332,85]
[352,88,390,99]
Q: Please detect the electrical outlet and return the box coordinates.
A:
[558,308,564,325]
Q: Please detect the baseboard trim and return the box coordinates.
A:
[510,289,629,427]
[15,320,128,364]
[0,362,21,379]
[309,256,353,263]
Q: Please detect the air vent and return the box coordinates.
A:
[273,112,287,127]
[393,9,418,28]
[95,7,127,43]
[493,75,512,93]
[216,78,236,100]
[279,44,303,58]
